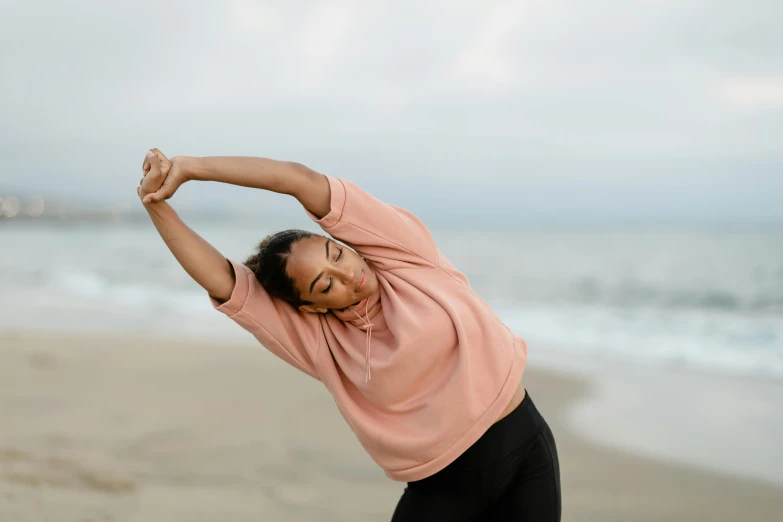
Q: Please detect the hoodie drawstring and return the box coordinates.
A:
[351,300,374,383]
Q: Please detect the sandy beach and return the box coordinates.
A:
[1,330,781,521]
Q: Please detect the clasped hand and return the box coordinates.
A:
[138,149,189,204]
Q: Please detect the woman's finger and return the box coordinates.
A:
[149,148,169,164]
[148,163,186,203]
[142,150,153,172]
[147,150,159,174]
[142,148,160,173]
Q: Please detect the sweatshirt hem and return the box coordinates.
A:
[382,338,527,483]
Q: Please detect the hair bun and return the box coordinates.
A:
[242,229,316,308]
[244,253,261,273]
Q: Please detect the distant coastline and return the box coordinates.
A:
[0,203,244,225]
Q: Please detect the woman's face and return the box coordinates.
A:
[286,235,379,313]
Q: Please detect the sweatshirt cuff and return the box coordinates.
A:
[305,175,346,229]
[209,259,250,316]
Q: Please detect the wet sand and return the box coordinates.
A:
[1,331,781,521]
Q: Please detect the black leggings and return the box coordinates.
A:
[391,390,561,521]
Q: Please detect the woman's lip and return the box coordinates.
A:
[357,272,367,292]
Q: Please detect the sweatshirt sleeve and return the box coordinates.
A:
[210,259,323,380]
[305,176,439,267]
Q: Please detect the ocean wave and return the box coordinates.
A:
[48,269,209,315]
[2,224,781,378]
[561,280,783,313]
[497,303,783,378]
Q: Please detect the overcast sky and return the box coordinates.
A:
[1,0,781,224]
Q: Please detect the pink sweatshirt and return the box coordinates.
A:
[210,175,528,482]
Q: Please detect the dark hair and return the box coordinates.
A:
[244,229,317,308]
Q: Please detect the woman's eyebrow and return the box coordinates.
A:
[309,239,332,294]
[309,270,323,295]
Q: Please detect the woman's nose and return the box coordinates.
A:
[336,265,354,283]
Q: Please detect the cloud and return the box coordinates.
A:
[714,77,783,108]
[298,2,360,69]
[453,1,528,88]
[0,0,781,224]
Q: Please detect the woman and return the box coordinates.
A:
[138,149,561,521]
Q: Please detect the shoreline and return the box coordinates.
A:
[529,343,783,487]
[1,329,782,520]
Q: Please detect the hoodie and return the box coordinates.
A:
[210,175,528,482]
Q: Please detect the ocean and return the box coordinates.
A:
[2,218,782,379]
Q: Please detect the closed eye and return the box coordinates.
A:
[322,244,343,293]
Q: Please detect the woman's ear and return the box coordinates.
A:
[299,304,328,314]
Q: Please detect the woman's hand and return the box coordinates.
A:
[138,149,191,204]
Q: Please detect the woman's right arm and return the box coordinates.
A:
[144,198,322,382]
[140,149,234,302]
[144,200,235,303]
[137,150,322,381]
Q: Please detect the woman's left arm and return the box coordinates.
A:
[145,155,331,218]
[142,153,437,265]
